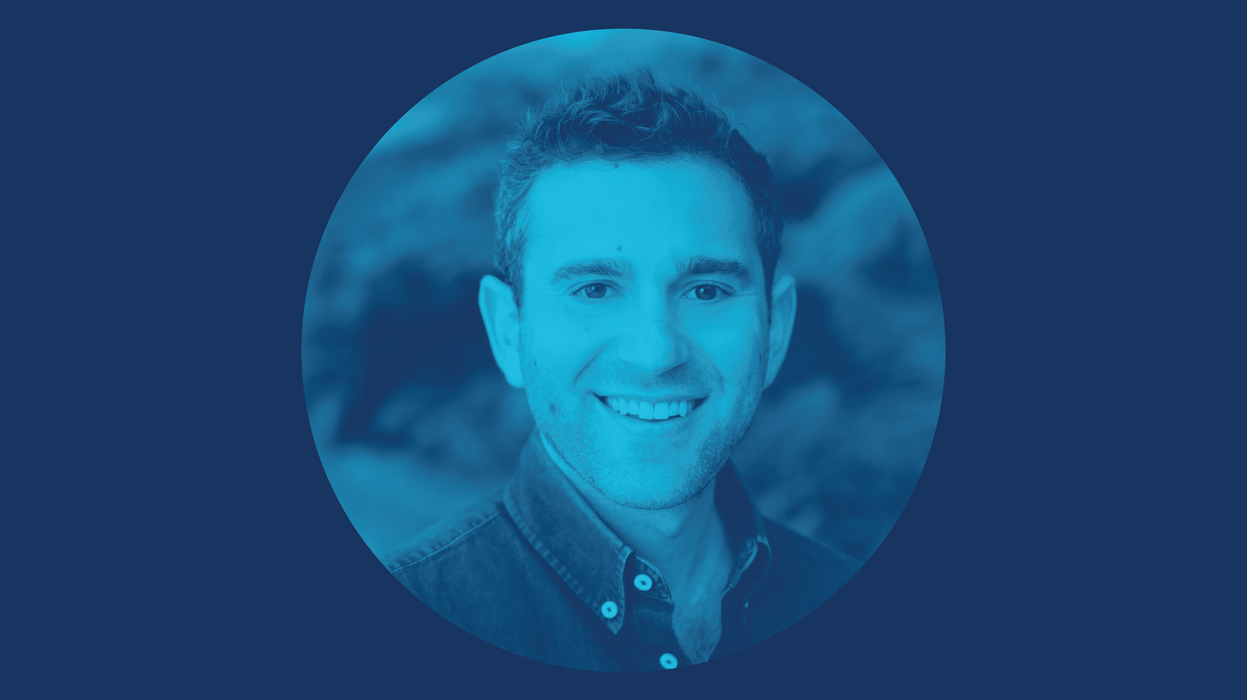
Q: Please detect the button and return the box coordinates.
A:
[600,601,618,619]
[744,601,749,609]
[659,653,678,669]
[633,574,653,591]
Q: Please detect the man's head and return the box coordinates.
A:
[479,68,797,510]
[493,67,783,313]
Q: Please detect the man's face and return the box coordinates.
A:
[515,157,771,510]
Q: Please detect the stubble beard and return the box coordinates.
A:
[519,333,769,511]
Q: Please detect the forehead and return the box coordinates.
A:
[520,157,757,272]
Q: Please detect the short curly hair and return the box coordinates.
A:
[493,66,783,313]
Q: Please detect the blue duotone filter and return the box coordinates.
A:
[301,29,944,668]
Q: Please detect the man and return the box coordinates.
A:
[385,67,862,671]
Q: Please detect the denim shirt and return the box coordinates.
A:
[385,431,862,671]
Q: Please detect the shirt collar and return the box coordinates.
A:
[503,430,771,634]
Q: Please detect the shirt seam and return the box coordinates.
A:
[388,511,503,574]
[504,484,626,634]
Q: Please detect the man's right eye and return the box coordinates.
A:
[575,283,610,299]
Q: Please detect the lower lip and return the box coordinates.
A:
[595,396,702,430]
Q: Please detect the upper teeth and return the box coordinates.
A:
[606,397,690,420]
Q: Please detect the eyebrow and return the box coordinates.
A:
[548,255,753,285]
[550,258,635,283]
[677,255,753,285]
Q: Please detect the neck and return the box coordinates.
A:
[540,433,729,589]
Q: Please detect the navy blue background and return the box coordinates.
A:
[7,2,1240,697]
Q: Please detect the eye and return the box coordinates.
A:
[690,284,726,301]
[575,283,612,299]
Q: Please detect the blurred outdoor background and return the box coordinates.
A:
[302,30,944,565]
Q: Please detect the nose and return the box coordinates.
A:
[615,294,688,376]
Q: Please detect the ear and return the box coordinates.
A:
[763,274,797,390]
[478,275,525,388]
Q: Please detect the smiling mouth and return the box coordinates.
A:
[595,395,706,422]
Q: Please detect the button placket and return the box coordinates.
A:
[632,560,671,602]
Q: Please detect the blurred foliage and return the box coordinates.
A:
[302,30,944,563]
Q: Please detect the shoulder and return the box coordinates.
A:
[756,518,864,616]
[381,491,528,588]
[382,490,538,625]
[763,518,863,582]
[381,488,566,613]
[383,491,509,574]
[379,489,599,660]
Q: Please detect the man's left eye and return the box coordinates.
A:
[690,284,725,301]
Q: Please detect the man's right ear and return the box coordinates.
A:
[478,275,525,388]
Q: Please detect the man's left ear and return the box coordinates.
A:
[764,274,797,390]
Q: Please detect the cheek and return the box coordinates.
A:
[519,321,601,386]
[690,316,768,373]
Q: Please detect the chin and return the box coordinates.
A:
[592,479,705,511]
[535,385,762,509]
[580,453,718,511]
